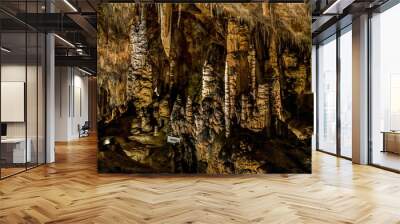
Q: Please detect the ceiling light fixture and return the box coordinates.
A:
[322,0,355,15]
[54,34,75,48]
[63,0,78,12]
[1,47,11,53]
[322,0,341,14]
[78,67,93,76]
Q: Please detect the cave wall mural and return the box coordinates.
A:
[97,3,313,174]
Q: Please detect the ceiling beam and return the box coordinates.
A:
[55,55,96,72]
[13,13,82,32]
[67,13,97,45]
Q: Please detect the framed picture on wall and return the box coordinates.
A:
[97,3,313,174]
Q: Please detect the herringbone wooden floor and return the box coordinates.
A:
[1,136,400,224]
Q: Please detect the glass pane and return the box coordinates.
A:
[371,4,400,171]
[318,36,337,154]
[340,28,352,158]
[27,31,38,169]
[38,32,45,165]
[1,30,27,177]
[0,1,46,178]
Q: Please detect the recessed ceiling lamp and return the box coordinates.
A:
[1,47,11,53]
[54,34,75,48]
[63,0,78,12]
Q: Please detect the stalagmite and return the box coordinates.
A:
[168,59,176,90]
[258,83,271,134]
[170,96,184,135]
[201,60,217,100]
[240,94,250,125]
[128,6,153,109]
[248,48,257,99]
[269,37,284,122]
[224,61,230,137]
[185,97,193,125]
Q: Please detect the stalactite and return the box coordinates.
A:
[262,3,270,17]
[224,18,251,136]
[177,4,182,27]
[263,60,272,137]
[225,19,237,137]
[160,4,173,58]
[159,2,177,92]
[265,3,284,129]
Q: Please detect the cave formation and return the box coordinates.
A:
[97,3,313,174]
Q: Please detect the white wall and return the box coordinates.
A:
[1,65,43,137]
[55,66,70,141]
[1,63,46,164]
[1,65,26,138]
[55,67,89,141]
[72,73,89,138]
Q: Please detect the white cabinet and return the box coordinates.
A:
[1,138,32,163]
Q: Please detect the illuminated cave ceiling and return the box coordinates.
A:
[97,3,311,124]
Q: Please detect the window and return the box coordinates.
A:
[339,27,352,158]
[370,3,400,171]
[316,25,353,159]
[0,1,47,179]
[317,35,337,154]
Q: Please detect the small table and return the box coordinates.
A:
[1,138,31,164]
[381,131,400,154]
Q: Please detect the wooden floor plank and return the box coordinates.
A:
[0,136,400,223]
